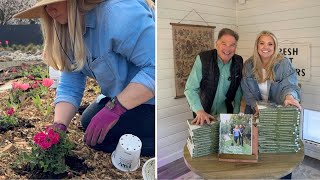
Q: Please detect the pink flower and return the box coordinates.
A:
[6,107,15,116]
[19,83,30,91]
[47,128,60,145]
[42,78,54,88]
[12,82,20,89]
[5,40,9,45]
[40,141,52,150]
[34,132,47,145]
[0,41,2,45]
[33,128,61,150]
[12,68,17,73]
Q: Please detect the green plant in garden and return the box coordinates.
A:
[9,81,30,105]
[0,107,18,129]
[15,127,75,174]
[31,78,54,118]
[9,78,54,117]
[29,65,48,79]
[32,94,53,118]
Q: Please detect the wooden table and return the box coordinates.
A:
[183,143,304,179]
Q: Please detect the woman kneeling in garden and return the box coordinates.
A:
[14,0,155,156]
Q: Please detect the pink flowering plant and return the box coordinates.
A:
[31,78,54,118]
[17,127,75,174]
[25,64,49,80]
[9,81,31,105]
[0,107,18,129]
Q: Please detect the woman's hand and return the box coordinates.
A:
[284,95,301,110]
[84,98,127,146]
[192,110,215,125]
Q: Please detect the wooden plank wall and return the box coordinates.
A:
[157,0,237,167]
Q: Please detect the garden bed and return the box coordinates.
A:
[0,63,150,179]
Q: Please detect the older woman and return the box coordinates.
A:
[14,0,155,156]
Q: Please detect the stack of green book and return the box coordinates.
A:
[257,102,301,153]
[186,119,220,158]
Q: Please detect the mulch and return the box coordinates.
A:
[0,65,150,179]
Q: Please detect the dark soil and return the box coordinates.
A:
[13,155,92,179]
[0,118,35,134]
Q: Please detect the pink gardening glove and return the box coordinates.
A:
[84,97,127,146]
[52,122,67,132]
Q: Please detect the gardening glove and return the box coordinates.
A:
[84,97,127,146]
[52,122,67,132]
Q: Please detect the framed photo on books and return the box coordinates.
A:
[218,114,258,163]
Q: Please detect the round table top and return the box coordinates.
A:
[183,143,304,179]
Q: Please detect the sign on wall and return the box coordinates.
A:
[279,43,310,82]
[170,23,216,98]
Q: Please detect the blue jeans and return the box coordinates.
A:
[80,97,155,156]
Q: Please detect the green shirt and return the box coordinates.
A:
[184,55,242,115]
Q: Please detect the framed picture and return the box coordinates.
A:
[170,23,215,98]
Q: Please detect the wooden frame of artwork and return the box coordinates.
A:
[170,23,216,98]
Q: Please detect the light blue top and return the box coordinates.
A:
[241,56,300,111]
[233,128,240,137]
[55,0,155,109]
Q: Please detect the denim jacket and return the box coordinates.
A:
[54,0,155,109]
[241,56,301,113]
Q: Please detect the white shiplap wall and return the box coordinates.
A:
[236,0,320,111]
[236,0,320,160]
[157,0,237,167]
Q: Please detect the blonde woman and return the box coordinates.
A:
[241,31,301,117]
[14,0,155,156]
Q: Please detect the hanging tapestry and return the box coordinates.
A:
[171,23,215,98]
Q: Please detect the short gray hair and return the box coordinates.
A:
[218,28,239,41]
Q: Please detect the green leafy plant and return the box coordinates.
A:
[15,127,75,174]
[0,107,18,129]
[9,81,30,105]
[32,94,53,118]
[31,78,54,118]
[29,65,48,80]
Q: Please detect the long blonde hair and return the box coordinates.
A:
[41,0,155,71]
[145,0,155,9]
[251,31,284,83]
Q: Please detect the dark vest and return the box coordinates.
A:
[198,49,243,115]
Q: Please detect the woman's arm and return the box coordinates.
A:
[279,58,301,103]
[241,76,258,110]
[54,102,76,126]
[117,83,153,110]
[54,70,86,126]
[241,59,259,111]
[107,2,155,107]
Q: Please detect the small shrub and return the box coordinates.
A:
[0,107,18,129]
[15,127,75,174]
